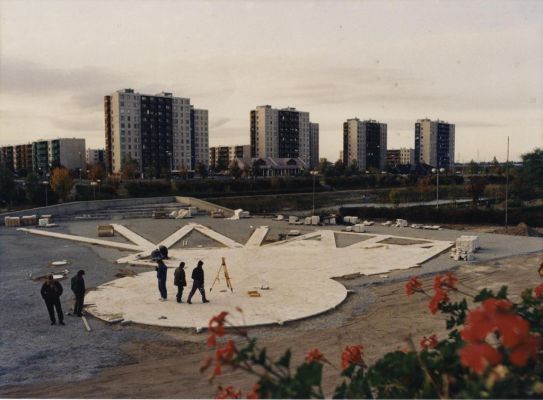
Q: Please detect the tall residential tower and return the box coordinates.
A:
[414,119,455,168]
[343,118,387,171]
[104,89,208,176]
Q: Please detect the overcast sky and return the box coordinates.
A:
[0,0,542,161]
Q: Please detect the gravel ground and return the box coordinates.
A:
[1,215,541,391]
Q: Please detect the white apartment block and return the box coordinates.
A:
[343,118,387,171]
[399,147,415,165]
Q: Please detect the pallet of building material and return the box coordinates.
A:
[310,215,320,225]
[40,214,53,223]
[395,219,408,228]
[21,215,37,226]
[353,224,366,233]
[455,235,480,252]
[288,216,299,224]
[97,224,114,237]
[344,216,359,225]
[381,220,392,226]
[362,220,374,226]
[4,216,21,227]
[188,206,198,215]
[304,217,312,225]
[247,290,261,297]
[211,209,225,218]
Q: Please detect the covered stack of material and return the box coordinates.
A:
[304,217,312,225]
[344,216,359,225]
[310,216,320,225]
[288,216,299,224]
[21,215,37,226]
[395,219,408,227]
[188,207,198,215]
[4,216,21,227]
[455,236,480,252]
[353,224,366,233]
[228,209,250,220]
[175,209,192,219]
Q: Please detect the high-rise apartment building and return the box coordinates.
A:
[309,122,319,169]
[14,144,33,172]
[343,118,387,171]
[250,105,316,166]
[209,145,250,170]
[31,138,86,174]
[104,89,208,176]
[86,149,105,165]
[414,119,455,168]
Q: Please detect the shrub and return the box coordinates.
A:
[201,274,543,398]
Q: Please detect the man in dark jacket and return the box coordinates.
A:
[154,251,168,301]
[71,270,86,317]
[187,260,209,304]
[41,274,65,325]
[174,262,187,303]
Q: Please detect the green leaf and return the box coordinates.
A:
[276,349,292,368]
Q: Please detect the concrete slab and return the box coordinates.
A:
[245,226,269,248]
[111,224,155,250]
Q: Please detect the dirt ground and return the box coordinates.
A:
[2,252,541,399]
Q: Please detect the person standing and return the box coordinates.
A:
[174,262,187,303]
[41,274,65,325]
[154,250,168,301]
[187,260,209,304]
[71,270,86,317]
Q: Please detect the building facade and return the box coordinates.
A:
[250,105,314,166]
[309,122,319,169]
[86,149,105,165]
[414,119,455,168]
[104,89,208,176]
[343,118,387,171]
[387,147,415,166]
[209,145,250,170]
[0,146,14,171]
[31,138,85,174]
[386,149,401,166]
[14,144,33,172]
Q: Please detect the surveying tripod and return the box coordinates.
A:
[209,257,233,293]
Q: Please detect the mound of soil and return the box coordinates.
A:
[494,222,542,237]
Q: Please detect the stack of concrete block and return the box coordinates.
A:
[455,236,480,252]
[21,215,37,226]
[353,224,365,233]
[344,216,359,225]
[395,219,408,227]
[41,214,53,223]
[39,218,49,227]
[450,248,475,261]
[188,207,198,215]
[288,216,299,224]
[310,215,320,225]
[4,216,21,227]
[304,217,312,225]
[98,224,114,237]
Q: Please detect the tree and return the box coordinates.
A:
[465,176,487,205]
[0,167,16,207]
[521,148,543,187]
[197,162,209,178]
[388,189,401,207]
[121,155,139,179]
[25,172,44,205]
[490,156,503,175]
[50,167,73,202]
[318,158,330,175]
[466,159,480,175]
[89,163,106,181]
[229,162,242,179]
[179,163,189,180]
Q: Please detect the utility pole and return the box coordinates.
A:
[505,136,509,230]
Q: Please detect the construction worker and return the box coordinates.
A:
[40,274,65,325]
[70,269,86,317]
[187,260,209,304]
[159,245,169,260]
[174,261,187,303]
[153,250,168,301]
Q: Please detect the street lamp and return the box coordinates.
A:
[310,170,319,216]
[165,151,173,174]
[431,167,445,209]
[42,180,49,206]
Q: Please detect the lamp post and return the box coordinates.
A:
[165,151,173,175]
[78,152,82,184]
[310,170,319,216]
[97,179,101,195]
[42,180,49,206]
[431,167,445,209]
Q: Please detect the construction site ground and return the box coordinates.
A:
[0,215,542,398]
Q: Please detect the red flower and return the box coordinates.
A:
[216,385,241,399]
[429,288,449,314]
[207,334,217,347]
[405,277,422,296]
[433,275,444,290]
[508,334,541,367]
[209,311,229,337]
[459,342,502,374]
[305,348,325,363]
[341,345,364,370]
[443,272,458,289]
[534,283,543,299]
[216,340,237,364]
[246,384,260,399]
[420,334,438,350]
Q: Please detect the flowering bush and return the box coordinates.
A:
[202,274,543,398]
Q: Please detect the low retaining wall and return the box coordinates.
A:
[0,196,178,225]
[175,196,235,217]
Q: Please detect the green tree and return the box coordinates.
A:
[0,167,16,207]
[50,167,73,202]
[25,172,45,205]
[229,162,242,179]
[466,159,480,175]
[121,155,139,179]
[465,176,487,205]
[388,189,401,207]
[197,162,209,178]
[520,148,543,187]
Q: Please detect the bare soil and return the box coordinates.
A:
[2,252,542,399]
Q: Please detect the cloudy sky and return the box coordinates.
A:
[0,0,542,161]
